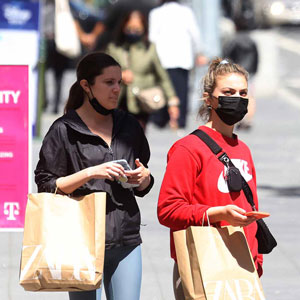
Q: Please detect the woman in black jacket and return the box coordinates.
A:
[35,52,154,300]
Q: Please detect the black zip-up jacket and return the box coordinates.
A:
[35,109,154,249]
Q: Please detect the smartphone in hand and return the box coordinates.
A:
[243,211,270,219]
[111,159,139,188]
[112,159,132,171]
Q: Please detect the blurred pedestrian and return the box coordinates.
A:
[223,32,259,129]
[35,52,154,300]
[70,0,107,52]
[157,57,263,299]
[149,0,207,131]
[222,0,257,31]
[42,0,107,114]
[106,9,180,131]
[97,1,155,51]
[42,0,73,114]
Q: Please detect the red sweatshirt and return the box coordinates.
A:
[157,125,263,276]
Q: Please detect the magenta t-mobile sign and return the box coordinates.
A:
[0,65,29,231]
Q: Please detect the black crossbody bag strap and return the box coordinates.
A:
[191,129,277,254]
[191,129,223,155]
[191,129,257,210]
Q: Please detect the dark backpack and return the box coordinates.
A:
[223,33,259,76]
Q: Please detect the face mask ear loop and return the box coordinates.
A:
[81,82,94,103]
[210,95,221,109]
[87,84,95,101]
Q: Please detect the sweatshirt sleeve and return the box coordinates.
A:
[34,123,68,193]
[157,143,210,230]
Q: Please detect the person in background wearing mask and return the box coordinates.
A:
[157,58,263,299]
[106,9,180,131]
[149,0,207,132]
[35,52,154,300]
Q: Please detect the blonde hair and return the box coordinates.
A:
[199,57,249,121]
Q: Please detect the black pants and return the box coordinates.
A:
[150,68,189,129]
[169,68,189,128]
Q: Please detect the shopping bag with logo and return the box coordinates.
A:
[174,225,265,300]
[19,192,106,291]
[173,229,205,300]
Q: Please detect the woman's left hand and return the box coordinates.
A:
[125,159,151,191]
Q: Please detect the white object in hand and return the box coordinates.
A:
[118,175,128,183]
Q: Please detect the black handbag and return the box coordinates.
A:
[240,170,277,254]
[191,129,277,254]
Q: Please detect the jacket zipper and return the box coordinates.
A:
[108,145,114,159]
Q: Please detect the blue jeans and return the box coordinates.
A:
[69,245,142,300]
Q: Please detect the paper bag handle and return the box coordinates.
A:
[54,185,71,196]
[202,210,211,227]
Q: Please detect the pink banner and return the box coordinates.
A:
[0,65,29,230]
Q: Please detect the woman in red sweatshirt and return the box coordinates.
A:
[157,57,263,299]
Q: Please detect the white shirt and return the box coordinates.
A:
[149,2,203,70]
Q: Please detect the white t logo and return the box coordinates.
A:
[4,202,20,220]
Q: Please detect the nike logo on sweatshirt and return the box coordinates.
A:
[217,159,252,193]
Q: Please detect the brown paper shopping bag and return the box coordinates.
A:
[173,229,206,300]
[174,226,265,300]
[19,192,106,292]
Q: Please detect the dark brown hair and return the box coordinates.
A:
[64,52,120,113]
[112,10,150,48]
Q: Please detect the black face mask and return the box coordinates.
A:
[88,85,114,116]
[213,96,249,126]
[89,97,113,115]
[125,33,143,44]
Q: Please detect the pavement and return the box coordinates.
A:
[1,29,300,299]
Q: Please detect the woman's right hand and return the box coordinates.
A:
[89,162,126,181]
[122,69,134,85]
[207,205,256,227]
[222,205,256,227]
[56,162,126,195]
